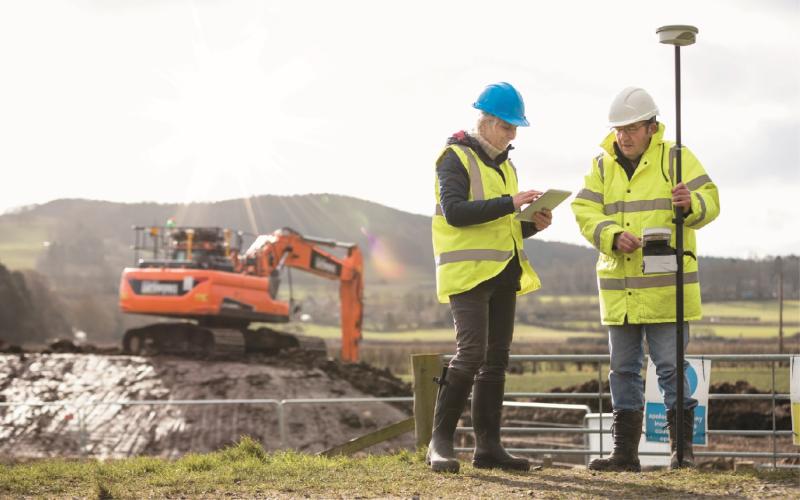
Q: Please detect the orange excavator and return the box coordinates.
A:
[118,225,363,362]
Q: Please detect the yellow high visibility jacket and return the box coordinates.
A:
[571,124,720,325]
[433,144,541,303]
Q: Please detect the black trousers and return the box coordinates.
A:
[447,280,516,383]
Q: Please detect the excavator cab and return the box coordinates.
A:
[133,226,240,272]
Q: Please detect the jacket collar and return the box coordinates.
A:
[446,130,512,167]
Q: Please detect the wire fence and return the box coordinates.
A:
[448,353,798,469]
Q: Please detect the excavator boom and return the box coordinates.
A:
[244,228,363,362]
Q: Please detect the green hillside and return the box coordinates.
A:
[0,195,797,298]
[0,195,602,289]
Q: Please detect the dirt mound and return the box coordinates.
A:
[0,353,413,460]
[6,340,413,400]
[708,380,791,430]
[503,379,791,431]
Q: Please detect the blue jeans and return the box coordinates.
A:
[608,322,697,411]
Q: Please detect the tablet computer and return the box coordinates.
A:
[515,189,573,222]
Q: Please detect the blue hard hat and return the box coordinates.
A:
[472,82,529,127]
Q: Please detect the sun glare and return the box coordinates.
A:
[360,226,405,280]
[140,13,319,212]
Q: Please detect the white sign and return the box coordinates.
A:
[644,357,711,446]
[791,356,800,446]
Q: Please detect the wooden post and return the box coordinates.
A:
[411,353,442,450]
[318,417,415,457]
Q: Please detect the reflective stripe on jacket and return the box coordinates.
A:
[433,144,541,303]
[571,123,720,325]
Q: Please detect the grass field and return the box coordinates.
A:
[294,297,799,343]
[1,438,796,499]
[0,218,52,270]
[695,323,798,339]
[287,323,601,343]
[397,367,791,394]
[702,300,800,323]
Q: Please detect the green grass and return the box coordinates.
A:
[282,299,797,346]
[363,325,600,343]
[509,366,791,393]
[0,218,51,269]
[398,366,790,394]
[703,300,800,324]
[1,438,796,498]
[290,323,601,343]
[697,323,798,339]
[505,370,609,393]
[529,294,599,304]
[709,367,790,393]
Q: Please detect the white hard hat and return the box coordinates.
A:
[608,87,659,127]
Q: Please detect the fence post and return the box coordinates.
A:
[278,401,286,449]
[411,353,442,450]
[77,406,87,457]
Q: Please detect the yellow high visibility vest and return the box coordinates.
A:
[432,143,541,303]
[571,124,720,325]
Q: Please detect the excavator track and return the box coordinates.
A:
[122,323,326,358]
[245,327,327,355]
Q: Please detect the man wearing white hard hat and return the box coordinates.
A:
[571,87,720,471]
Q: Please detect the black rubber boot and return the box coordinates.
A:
[426,368,473,473]
[471,379,530,471]
[587,409,643,472]
[667,407,696,469]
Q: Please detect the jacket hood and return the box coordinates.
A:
[600,122,666,157]
[446,130,471,147]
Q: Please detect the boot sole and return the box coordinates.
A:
[430,461,460,473]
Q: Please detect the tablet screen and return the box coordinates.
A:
[515,189,572,222]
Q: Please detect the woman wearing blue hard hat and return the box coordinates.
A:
[429,82,552,473]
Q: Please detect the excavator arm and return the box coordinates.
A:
[244,228,364,362]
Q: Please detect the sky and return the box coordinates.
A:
[0,0,798,259]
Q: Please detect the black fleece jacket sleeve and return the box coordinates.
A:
[436,149,538,238]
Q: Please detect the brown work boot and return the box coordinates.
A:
[471,379,530,471]
[426,368,473,473]
[588,409,643,472]
[667,408,696,469]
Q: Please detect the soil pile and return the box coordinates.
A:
[502,379,791,430]
[0,353,413,460]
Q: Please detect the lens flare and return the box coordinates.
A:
[360,227,404,280]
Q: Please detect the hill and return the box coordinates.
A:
[1,195,797,296]
[0,195,797,344]
[0,194,604,289]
